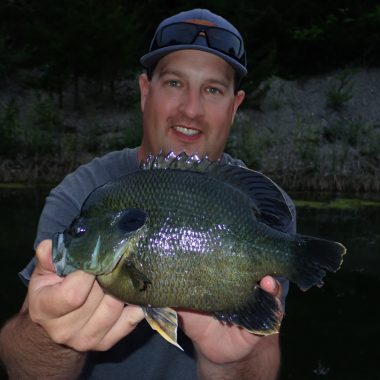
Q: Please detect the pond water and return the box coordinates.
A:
[0,187,379,380]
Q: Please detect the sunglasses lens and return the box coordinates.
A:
[159,23,198,46]
[207,28,242,58]
[156,23,243,62]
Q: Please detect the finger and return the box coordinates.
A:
[36,280,107,344]
[98,305,144,350]
[35,239,55,273]
[260,275,281,298]
[77,303,145,351]
[32,270,96,320]
[31,240,65,290]
[67,293,125,350]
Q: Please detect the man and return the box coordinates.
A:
[0,9,295,379]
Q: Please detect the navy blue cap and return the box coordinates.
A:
[140,9,247,78]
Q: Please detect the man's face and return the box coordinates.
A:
[138,49,245,161]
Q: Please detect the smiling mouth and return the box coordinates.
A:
[173,126,201,136]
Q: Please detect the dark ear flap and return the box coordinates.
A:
[117,208,147,233]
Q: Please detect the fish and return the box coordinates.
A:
[52,152,346,349]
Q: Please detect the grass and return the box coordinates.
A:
[294,198,380,209]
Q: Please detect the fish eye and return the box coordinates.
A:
[70,218,87,237]
[73,225,86,237]
[118,208,147,233]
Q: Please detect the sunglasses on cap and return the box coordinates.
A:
[150,22,246,67]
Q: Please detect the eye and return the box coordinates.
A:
[118,208,147,233]
[70,218,87,237]
[168,79,181,87]
[206,87,221,95]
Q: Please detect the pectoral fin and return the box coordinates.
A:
[124,260,151,291]
[142,306,183,350]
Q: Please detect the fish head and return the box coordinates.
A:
[53,208,148,277]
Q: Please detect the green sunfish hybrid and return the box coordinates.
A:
[53,152,346,349]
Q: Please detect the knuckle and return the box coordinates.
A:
[28,302,45,325]
[102,295,123,311]
[48,327,72,346]
[72,339,94,352]
[62,287,86,309]
[126,317,139,329]
[95,340,114,352]
[74,334,108,352]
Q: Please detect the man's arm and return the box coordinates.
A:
[0,240,145,380]
[0,299,86,379]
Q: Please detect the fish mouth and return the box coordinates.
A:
[52,232,76,276]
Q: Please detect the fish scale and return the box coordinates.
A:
[81,169,275,309]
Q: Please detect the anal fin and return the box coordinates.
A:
[143,306,183,350]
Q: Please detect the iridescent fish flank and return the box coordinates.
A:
[53,152,346,349]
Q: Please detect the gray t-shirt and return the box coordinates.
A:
[20,147,296,379]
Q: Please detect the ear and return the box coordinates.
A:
[139,73,150,112]
[231,90,245,124]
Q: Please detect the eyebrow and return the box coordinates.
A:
[158,69,230,88]
[157,69,184,79]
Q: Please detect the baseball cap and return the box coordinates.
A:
[140,9,247,79]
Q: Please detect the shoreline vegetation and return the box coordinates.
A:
[1,69,380,196]
[1,1,380,195]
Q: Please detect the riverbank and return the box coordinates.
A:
[1,68,379,193]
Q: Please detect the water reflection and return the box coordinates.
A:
[280,201,380,380]
[0,188,378,380]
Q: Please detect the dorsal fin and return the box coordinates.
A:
[140,152,293,231]
[141,151,214,172]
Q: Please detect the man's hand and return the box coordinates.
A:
[28,239,145,351]
[178,276,282,379]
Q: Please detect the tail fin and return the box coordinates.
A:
[290,235,346,291]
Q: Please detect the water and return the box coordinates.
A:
[280,203,380,379]
[0,187,379,379]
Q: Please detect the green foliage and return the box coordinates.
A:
[293,25,325,42]
[226,114,276,169]
[326,71,354,111]
[115,110,143,150]
[293,118,321,172]
[1,0,379,94]
[0,100,22,155]
[22,97,62,156]
[294,198,380,209]
[0,97,63,157]
[83,109,143,154]
[324,117,375,148]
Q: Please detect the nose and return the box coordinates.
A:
[178,87,204,119]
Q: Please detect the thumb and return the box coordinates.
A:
[35,239,55,273]
[260,275,281,298]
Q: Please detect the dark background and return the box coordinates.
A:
[1,0,379,103]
